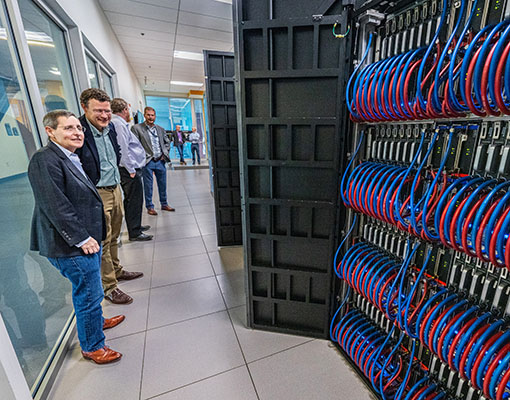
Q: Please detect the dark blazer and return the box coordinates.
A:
[131,122,171,163]
[170,130,191,146]
[28,141,106,258]
[75,115,121,185]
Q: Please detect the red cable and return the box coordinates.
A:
[481,42,500,116]
[437,312,463,363]
[489,207,510,266]
[464,45,487,117]
[447,316,478,370]
[459,323,491,380]
[475,198,502,261]
[494,41,510,115]
[461,195,487,257]
[470,332,504,390]
[484,343,510,398]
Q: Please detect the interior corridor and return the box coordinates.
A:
[47,168,372,400]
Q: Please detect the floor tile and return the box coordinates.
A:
[150,366,258,400]
[202,234,218,252]
[249,340,373,400]
[155,223,201,242]
[208,247,244,275]
[141,311,244,399]
[194,212,216,223]
[48,332,145,400]
[155,213,198,227]
[153,236,206,261]
[216,270,246,309]
[229,306,311,363]
[192,203,215,214]
[197,221,217,235]
[103,289,150,340]
[151,253,215,288]
[118,262,153,294]
[147,277,225,329]
[118,245,154,265]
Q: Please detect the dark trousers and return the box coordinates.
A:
[191,143,200,164]
[142,159,168,209]
[176,144,185,162]
[119,167,144,238]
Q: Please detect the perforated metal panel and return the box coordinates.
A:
[204,51,243,246]
[233,0,351,337]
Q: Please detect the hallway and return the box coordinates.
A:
[48,169,372,400]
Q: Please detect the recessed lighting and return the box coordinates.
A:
[214,0,232,3]
[170,81,203,87]
[174,50,203,61]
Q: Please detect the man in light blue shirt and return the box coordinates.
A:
[111,98,153,242]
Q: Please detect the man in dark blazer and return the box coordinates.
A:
[131,106,175,216]
[28,110,124,364]
[75,89,143,305]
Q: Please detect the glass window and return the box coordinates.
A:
[193,99,207,160]
[0,2,73,392]
[18,0,78,113]
[100,68,114,98]
[85,54,99,89]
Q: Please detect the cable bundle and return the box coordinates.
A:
[331,309,416,400]
[333,238,510,399]
[346,0,510,122]
[341,131,510,269]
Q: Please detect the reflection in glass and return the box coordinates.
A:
[100,68,114,98]
[18,0,77,113]
[0,3,73,391]
[86,54,99,89]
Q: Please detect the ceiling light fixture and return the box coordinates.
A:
[214,0,232,3]
[49,67,61,76]
[170,81,203,87]
[173,50,203,61]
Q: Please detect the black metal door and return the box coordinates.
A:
[204,51,243,246]
[233,0,351,337]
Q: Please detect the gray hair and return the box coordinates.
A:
[111,98,129,114]
[43,110,76,129]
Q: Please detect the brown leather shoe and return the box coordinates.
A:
[104,288,133,304]
[147,208,158,215]
[117,270,144,281]
[161,205,175,212]
[103,315,125,330]
[82,346,122,364]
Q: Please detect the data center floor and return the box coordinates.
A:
[47,169,373,400]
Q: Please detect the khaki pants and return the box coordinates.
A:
[98,185,124,295]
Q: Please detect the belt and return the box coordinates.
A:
[97,184,117,190]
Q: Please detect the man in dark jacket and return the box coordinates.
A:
[75,89,142,305]
[28,110,124,364]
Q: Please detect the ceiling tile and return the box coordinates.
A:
[179,0,232,19]
[104,11,176,33]
[175,35,232,51]
[178,11,232,33]
[131,0,180,9]
[111,24,174,42]
[177,24,233,43]
[173,42,231,55]
[116,35,175,51]
[100,0,178,22]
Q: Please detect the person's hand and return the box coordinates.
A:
[81,238,100,254]
[130,172,136,178]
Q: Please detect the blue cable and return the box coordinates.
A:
[346,33,374,117]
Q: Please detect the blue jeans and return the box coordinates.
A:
[47,251,104,352]
[176,144,184,162]
[142,159,168,209]
[191,143,200,164]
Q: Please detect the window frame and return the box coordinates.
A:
[83,46,117,96]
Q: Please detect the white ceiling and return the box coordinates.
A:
[98,0,234,93]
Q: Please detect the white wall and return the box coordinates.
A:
[54,0,144,110]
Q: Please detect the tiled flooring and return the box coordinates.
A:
[47,169,373,400]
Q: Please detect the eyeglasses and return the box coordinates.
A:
[58,125,84,132]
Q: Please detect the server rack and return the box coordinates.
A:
[204,51,243,246]
[331,0,510,399]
